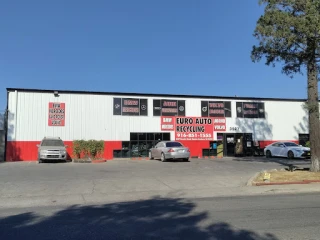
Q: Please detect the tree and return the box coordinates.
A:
[251,0,320,172]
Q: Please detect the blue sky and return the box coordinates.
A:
[0,0,308,110]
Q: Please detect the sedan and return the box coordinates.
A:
[264,141,310,159]
[149,141,190,162]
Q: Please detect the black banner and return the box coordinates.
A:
[113,98,122,115]
[140,99,148,116]
[236,102,265,118]
[201,101,231,117]
[153,99,186,116]
[113,98,148,116]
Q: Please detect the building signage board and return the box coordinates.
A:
[236,102,265,118]
[113,98,148,116]
[174,117,214,141]
[48,102,65,126]
[153,99,185,116]
[201,101,231,117]
[213,117,226,131]
[161,116,175,131]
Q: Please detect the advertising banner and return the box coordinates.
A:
[213,117,226,131]
[174,117,214,141]
[201,101,232,117]
[236,102,265,118]
[161,116,175,131]
[48,102,65,126]
[153,99,185,116]
[113,98,148,116]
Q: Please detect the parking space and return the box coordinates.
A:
[0,157,312,202]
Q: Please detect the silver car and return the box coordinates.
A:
[37,137,68,163]
[149,141,190,162]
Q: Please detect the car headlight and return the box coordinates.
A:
[40,150,47,154]
[61,150,66,154]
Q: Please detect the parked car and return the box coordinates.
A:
[264,141,310,159]
[37,137,68,163]
[149,141,190,162]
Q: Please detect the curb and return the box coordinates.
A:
[246,171,261,186]
[253,179,320,186]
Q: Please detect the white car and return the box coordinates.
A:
[264,141,310,159]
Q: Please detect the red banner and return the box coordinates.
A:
[213,117,226,131]
[161,116,175,131]
[175,117,213,141]
[48,102,65,126]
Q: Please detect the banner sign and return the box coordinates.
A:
[236,102,265,118]
[213,117,226,131]
[201,101,231,117]
[113,98,148,116]
[175,117,214,140]
[48,102,65,126]
[153,99,185,116]
[161,116,175,131]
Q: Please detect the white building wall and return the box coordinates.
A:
[7,90,309,142]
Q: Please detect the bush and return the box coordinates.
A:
[305,141,310,147]
[72,139,104,159]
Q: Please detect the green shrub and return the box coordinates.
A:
[305,141,310,147]
[72,139,104,159]
[73,140,86,159]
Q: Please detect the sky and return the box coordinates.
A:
[0,0,309,110]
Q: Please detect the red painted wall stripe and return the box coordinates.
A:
[5,140,299,161]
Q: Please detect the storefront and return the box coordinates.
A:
[4,88,309,161]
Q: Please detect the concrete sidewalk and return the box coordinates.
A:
[0,158,318,208]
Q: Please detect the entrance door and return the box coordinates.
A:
[225,134,235,157]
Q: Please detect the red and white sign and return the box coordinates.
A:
[175,117,213,141]
[161,116,175,131]
[213,117,226,131]
[48,102,65,126]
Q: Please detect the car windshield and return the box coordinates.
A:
[284,142,299,147]
[166,142,183,147]
[41,139,65,147]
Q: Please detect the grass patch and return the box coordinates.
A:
[254,170,320,183]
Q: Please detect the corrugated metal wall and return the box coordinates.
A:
[7,90,309,142]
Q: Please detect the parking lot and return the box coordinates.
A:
[0,156,311,208]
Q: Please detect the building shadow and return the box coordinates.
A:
[0,197,278,240]
[232,156,311,169]
[235,112,273,144]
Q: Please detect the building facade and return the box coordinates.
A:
[4,88,310,161]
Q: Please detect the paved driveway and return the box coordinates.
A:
[0,157,312,208]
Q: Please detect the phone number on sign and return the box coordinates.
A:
[177,133,212,138]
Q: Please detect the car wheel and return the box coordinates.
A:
[161,153,166,162]
[149,151,154,160]
[288,151,294,159]
[183,158,189,162]
[38,159,42,164]
[266,150,272,158]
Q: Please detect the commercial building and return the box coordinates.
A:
[4,88,309,161]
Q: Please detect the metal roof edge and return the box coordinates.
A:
[6,87,308,102]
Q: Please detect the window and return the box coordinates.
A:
[41,139,64,147]
[153,99,186,116]
[284,142,298,147]
[236,102,265,118]
[166,142,183,147]
[113,98,148,116]
[201,101,232,117]
[130,133,138,141]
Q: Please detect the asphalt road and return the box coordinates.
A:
[0,157,313,208]
[0,192,319,240]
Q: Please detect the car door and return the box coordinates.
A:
[153,142,163,159]
[278,143,288,157]
[270,143,281,156]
